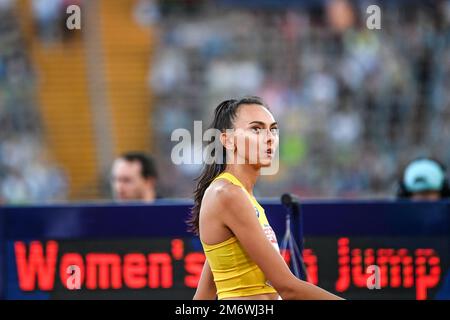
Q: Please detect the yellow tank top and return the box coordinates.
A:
[201,172,279,299]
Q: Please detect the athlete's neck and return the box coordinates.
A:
[224,165,260,196]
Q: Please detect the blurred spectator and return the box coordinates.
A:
[0,0,13,11]
[111,152,158,202]
[397,158,450,201]
[0,136,68,204]
[134,0,160,26]
[31,0,63,42]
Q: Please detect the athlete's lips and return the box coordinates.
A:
[265,148,274,157]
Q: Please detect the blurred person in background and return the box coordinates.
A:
[397,158,450,201]
[111,151,158,202]
[31,0,63,42]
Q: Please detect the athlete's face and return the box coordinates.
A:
[111,159,151,201]
[224,104,279,167]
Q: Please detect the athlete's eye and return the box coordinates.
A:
[251,127,261,134]
[270,127,279,135]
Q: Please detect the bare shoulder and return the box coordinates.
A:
[202,179,254,220]
[198,179,241,243]
[204,179,248,208]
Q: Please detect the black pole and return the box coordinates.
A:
[281,193,306,280]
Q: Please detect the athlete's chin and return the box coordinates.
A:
[258,158,274,167]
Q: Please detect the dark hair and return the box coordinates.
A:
[120,151,158,179]
[187,96,268,235]
[397,157,450,199]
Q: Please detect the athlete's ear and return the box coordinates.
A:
[220,130,235,151]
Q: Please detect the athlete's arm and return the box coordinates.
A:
[193,259,217,300]
[215,184,343,300]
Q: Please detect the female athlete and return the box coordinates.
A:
[189,97,342,300]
